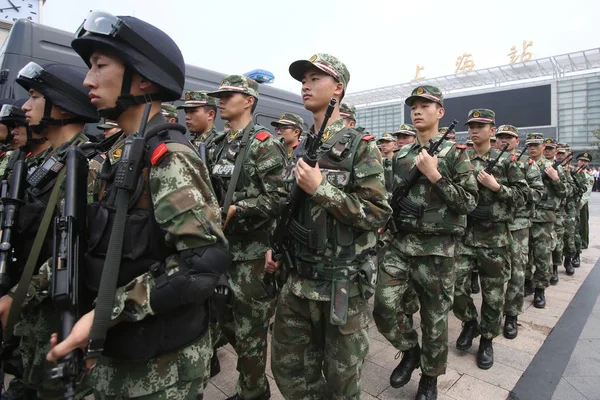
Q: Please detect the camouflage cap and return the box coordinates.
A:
[289,53,350,89]
[393,123,417,137]
[339,103,356,121]
[465,109,495,125]
[270,112,305,130]
[496,124,519,138]
[207,75,259,98]
[556,142,570,154]
[577,152,593,162]
[161,103,178,118]
[466,139,474,145]
[377,133,396,143]
[439,126,455,136]
[405,85,444,107]
[97,120,119,130]
[490,136,497,142]
[543,138,557,148]
[525,133,545,145]
[178,90,217,109]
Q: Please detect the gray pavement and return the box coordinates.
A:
[208,193,600,399]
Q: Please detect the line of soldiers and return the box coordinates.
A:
[0,11,593,400]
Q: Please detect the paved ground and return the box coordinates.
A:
[207,193,600,400]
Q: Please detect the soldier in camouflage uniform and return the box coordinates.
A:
[378,133,396,159]
[394,123,417,150]
[524,133,568,309]
[543,138,570,285]
[373,85,478,399]
[0,62,100,399]
[271,112,305,161]
[453,110,528,370]
[265,53,390,400]
[161,102,179,123]
[575,152,594,257]
[556,143,577,276]
[340,102,357,128]
[496,125,544,339]
[440,126,456,142]
[177,90,222,167]
[0,98,16,176]
[44,13,230,399]
[208,75,287,400]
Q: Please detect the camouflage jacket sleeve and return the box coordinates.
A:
[110,143,227,322]
[495,157,529,208]
[551,166,568,198]
[431,146,478,215]
[311,139,391,231]
[525,160,545,203]
[235,134,287,218]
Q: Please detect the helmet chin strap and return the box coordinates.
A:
[97,67,160,120]
[29,96,91,134]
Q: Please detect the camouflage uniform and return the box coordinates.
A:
[12,132,100,399]
[576,153,594,251]
[374,86,478,379]
[0,148,14,176]
[160,103,178,122]
[498,126,544,318]
[208,76,287,399]
[557,145,579,264]
[526,134,568,291]
[453,112,528,343]
[271,54,390,400]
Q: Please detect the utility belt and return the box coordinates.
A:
[296,259,375,326]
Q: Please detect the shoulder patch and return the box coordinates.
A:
[26,152,32,158]
[455,144,467,149]
[255,131,270,142]
[151,143,169,166]
[362,135,376,141]
[0,151,5,158]
[528,159,534,165]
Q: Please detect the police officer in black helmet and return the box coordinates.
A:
[45,11,231,399]
[0,62,100,399]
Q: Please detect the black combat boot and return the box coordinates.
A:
[415,374,438,400]
[550,265,559,285]
[390,345,421,388]
[456,320,479,351]
[471,271,480,294]
[227,382,271,400]
[210,352,221,378]
[534,288,546,309]
[503,315,518,339]
[524,279,534,297]
[572,253,581,268]
[477,337,494,370]
[564,255,575,276]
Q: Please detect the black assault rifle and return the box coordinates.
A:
[540,152,573,180]
[515,146,528,162]
[49,146,89,400]
[468,143,509,219]
[264,98,337,298]
[390,119,458,218]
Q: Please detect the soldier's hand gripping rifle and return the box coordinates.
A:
[0,151,27,295]
[468,143,509,219]
[390,120,458,218]
[540,152,573,180]
[263,98,337,298]
[49,147,88,400]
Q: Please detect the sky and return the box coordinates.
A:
[41,0,600,96]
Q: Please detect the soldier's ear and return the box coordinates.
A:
[436,106,445,120]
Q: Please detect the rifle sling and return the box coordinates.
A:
[222,124,253,213]
[4,168,67,341]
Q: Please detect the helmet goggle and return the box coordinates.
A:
[18,62,91,106]
[0,104,19,119]
[75,11,180,80]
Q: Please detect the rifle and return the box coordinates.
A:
[390,119,458,217]
[264,98,337,298]
[0,151,27,295]
[540,152,573,180]
[468,143,509,219]
[49,146,88,400]
[576,164,586,174]
[515,146,528,162]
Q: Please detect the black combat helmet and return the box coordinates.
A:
[15,62,100,133]
[71,11,185,119]
[0,99,47,145]
[0,98,15,144]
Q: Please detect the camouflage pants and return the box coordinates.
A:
[271,282,370,400]
[575,205,583,253]
[552,213,565,267]
[373,250,455,376]
[563,206,577,256]
[453,246,510,340]
[580,203,589,249]
[219,258,275,399]
[92,380,206,400]
[530,221,554,289]
[504,228,529,316]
